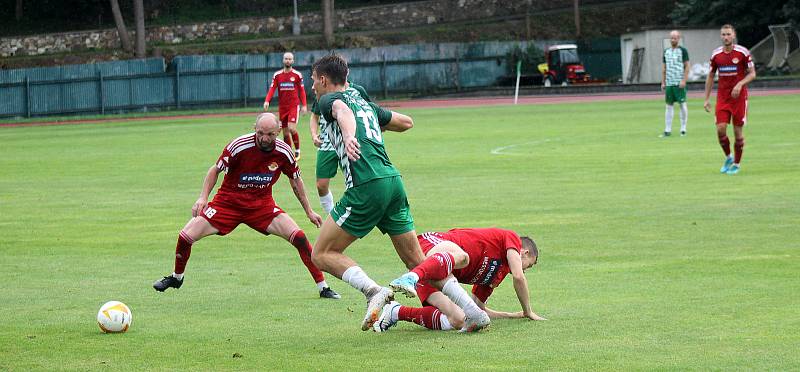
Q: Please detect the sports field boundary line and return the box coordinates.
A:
[2,88,798,128]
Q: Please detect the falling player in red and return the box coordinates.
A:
[264,52,308,160]
[704,24,756,175]
[153,113,340,299]
[376,228,546,332]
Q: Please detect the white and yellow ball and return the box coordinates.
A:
[97,301,132,333]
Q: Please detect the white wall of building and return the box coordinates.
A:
[621,29,722,84]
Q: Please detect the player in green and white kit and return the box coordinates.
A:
[661,30,690,137]
[309,82,372,214]
[309,54,491,332]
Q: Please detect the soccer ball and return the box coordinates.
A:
[97,301,132,333]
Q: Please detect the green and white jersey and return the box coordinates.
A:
[318,89,395,189]
[312,82,372,153]
[663,46,689,86]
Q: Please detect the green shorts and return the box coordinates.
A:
[316,150,339,179]
[330,176,415,238]
[665,86,687,104]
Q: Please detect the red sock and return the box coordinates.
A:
[398,305,444,330]
[174,231,194,275]
[292,132,300,151]
[283,132,292,147]
[410,252,454,281]
[718,134,731,157]
[734,138,745,164]
[289,230,325,283]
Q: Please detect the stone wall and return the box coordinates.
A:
[0,0,593,57]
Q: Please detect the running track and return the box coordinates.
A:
[3,88,798,128]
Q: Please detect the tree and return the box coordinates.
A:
[134,0,146,58]
[670,0,793,47]
[322,0,334,47]
[109,0,133,52]
[15,0,23,21]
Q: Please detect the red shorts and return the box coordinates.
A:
[278,105,301,128]
[415,233,451,305]
[715,98,748,126]
[200,198,284,236]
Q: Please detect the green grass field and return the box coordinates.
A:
[1,95,798,370]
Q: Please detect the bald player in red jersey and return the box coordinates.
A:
[264,52,308,159]
[704,24,756,175]
[152,113,340,299]
[375,228,546,332]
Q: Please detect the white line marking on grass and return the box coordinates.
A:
[491,138,559,155]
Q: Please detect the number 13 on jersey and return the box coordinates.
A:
[356,109,382,142]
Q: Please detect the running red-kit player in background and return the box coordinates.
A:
[153,113,340,299]
[704,24,756,175]
[264,52,308,160]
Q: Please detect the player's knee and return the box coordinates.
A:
[316,179,329,193]
[289,229,307,245]
[735,138,745,147]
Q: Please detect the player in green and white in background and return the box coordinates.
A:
[309,81,372,214]
[309,54,492,332]
[661,30,690,137]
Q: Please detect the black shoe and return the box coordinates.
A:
[660,131,671,137]
[319,287,341,299]
[153,275,183,292]
[681,131,686,136]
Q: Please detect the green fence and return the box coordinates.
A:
[0,39,620,118]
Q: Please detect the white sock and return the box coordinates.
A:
[391,305,401,322]
[665,104,674,133]
[440,277,482,318]
[679,102,688,132]
[341,266,381,297]
[320,191,334,214]
[439,315,453,331]
[172,272,184,280]
[316,281,329,291]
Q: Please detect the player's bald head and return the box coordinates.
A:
[254,112,280,130]
[283,52,295,68]
[669,30,681,46]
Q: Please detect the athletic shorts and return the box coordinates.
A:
[330,176,414,238]
[716,98,748,126]
[414,233,455,305]
[279,106,301,128]
[664,86,687,104]
[316,150,339,179]
[200,198,284,236]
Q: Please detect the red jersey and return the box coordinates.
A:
[424,228,522,302]
[710,45,754,103]
[265,68,308,109]
[213,133,299,209]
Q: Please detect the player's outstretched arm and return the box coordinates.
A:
[382,111,414,133]
[470,294,521,319]
[331,100,361,161]
[508,249,547,321]
[192,165,222,217]
[288,176,322,227]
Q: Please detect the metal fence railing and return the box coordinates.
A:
[0,39,620,118]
